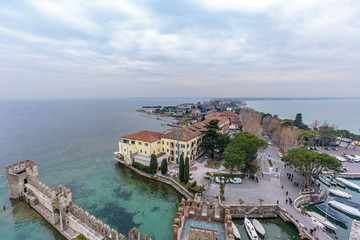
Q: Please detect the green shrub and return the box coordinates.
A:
[160,159,168,175]
[268,159,273,167]
[132,162,155,174]
[184,157,190,184]
[150,154,158,172]
[188,185,204,193]
[190,181,197,187]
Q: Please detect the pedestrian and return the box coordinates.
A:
[289,198,292,204]
[313,228,317,234]
[3,205,5,211]
[286,191,288,196]
[294,182,296,186]
[310,229,313,234]
[277,200,279,204]
[256,177,259,183]
[292,174,294,178]
[284,164,286,168]
[281,184,284,189]
[287,173,289,177]
[290,178,293,182]
[285,199,288,204]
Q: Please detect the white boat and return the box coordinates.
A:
[307,211,337,230]
[336,177,360,190]
[232,221,241,239]
[309,216,325,230]
[328,189,352,198]
[328,200,360,217]
[252,219,265,236]
[244,218,259,240]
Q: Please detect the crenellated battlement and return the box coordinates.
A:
[6,160,152,240]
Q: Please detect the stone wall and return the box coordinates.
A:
[6,160,153,240]
[172,198,235,240]
[228,204,279,218]
[116,157,193,200]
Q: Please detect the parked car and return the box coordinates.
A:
[189,173,194,180]
[268,141,272,145]
[278,153,283,158]
[351,154,359,158]
[341,153,347,156]
[215,176,221,183]
[313,147,319,151]
[215,176,226,184]
[203,173,212,180]
[331,147,339,151]
[230,178,242,184]
[324,147,331,151]
[342,167,348,172]
[205,154,210,159]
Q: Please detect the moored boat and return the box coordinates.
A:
[309,216,325,230]
[334,197,360,210]
[318,176,331,186]
[252,219,265,237]
[324,176,336,186]
[329,176,345,187]
[335,177,360,190]
[316,204,348,224]
[307,211,337,230]
[328,200,360,217]
[328,189,351,198]
[244,218,259,240]
[232,221,241,239]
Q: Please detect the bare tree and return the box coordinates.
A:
[262,115,281,134]
[272,127,304,151]
[310,120,321,130]
[243,117,262,137]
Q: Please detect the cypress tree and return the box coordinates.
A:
[150,154,158,173]
[184,156,190,184]
[179,154,184,182]
[161,158,168,175]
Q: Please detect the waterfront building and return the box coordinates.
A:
[199,111,240,124]
[118,118,230,166]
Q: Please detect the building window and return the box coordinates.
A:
[145,143,148,146]
[124,149,126,152]
[158,141,160,144]
[187,144,189,148]
[138,142,142,145]
[167,142,169,145]
[123,139,129,143]
[140,150,142,153]
[145,151,147,154]
[131,140,135,144]
[167,149,169,152]
[162,141,164,144]
[158,149,160,152]
[162,148,164,151]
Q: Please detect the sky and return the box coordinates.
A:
[0,0,359,99]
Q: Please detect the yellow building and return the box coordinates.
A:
[118,118,230,166]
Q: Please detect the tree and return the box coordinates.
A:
[229,132,267,171]
[150,154,158,173]
[199,119,220,159]
[223,143,245,173]
[294,113,303,128]
[184,157,190,184]
[310,120,321,130]
[262,115,281,134]
[281,119,294,127]
[179,154,184,182]
[160,158,168,175]
[272,127,304,151]
[282,148,342,186]
[201,115,205,121]
[243,117,262,136]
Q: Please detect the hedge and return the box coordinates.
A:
[212,173,246,179]
[132,162,156,174]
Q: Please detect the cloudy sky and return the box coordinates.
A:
[0,0,359,99]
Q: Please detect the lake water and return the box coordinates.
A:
[0,98,297,240]
[246,99,360,134]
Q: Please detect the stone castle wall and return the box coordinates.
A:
[6,160,152,240]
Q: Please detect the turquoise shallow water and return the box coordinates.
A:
[0,98,298,240]
[246,99,360,133]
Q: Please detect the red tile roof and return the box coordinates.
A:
[123,131,163,142]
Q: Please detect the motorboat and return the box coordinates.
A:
[244,218,259,240]
[328,200,360,217]
[328,189,352,198]
[329,176,345,188]
[252,219,265,237]
[307,211,337,230]
[309,216,325,230]
[335,177,360,190]
[316,204,348,224]
[324,176,336,186]
[318,176,331,186]
[333,197,360,209]
[231,221,241,239]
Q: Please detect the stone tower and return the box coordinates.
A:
[5,160,38,199]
